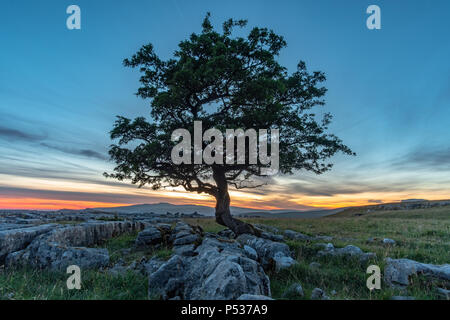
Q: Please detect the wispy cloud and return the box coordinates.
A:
[40,143,107,160]
[0,126,45,142]
[392,145,450,171]
[0,186,168,205]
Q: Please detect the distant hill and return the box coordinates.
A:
[328,199,450,218]
[86,202,334,218]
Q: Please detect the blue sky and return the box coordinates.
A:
[0,0,449,210]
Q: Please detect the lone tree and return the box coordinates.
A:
[105,14,354,236]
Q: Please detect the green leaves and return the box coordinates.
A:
[106,14,354,195]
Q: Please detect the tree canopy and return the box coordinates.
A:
[105,13,354,235]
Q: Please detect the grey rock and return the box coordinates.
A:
[173,222,192,234]
[273,252,296,271]
[108,262,128,276]
[155,223,172,233]
[318,244,376,263]
[384,258,450,288]
[148,255,185,299]
[135,227,162,247]
[143,257,165,275]
[237,294,274,300]
[282,283,304,298]
[243,245,258,261]
[436,288,450,300]
[148,236,271,300]
[383,238,396,246]
[260,232,284,242]
[309,262,321,269]
[5,221,144,270]
[283,229,332,242]
[254,224,280,234]
[173,244,196,256]
[311,288,329,300]
[217,229,235,239]
[236,234,292,271]
[315,235,333,241]
[0,224,56,263]
[173,233,201,246]
[284,230,311,241]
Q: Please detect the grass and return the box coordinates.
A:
[0,267,147,300]
[96,231,173,264]
[185,205,450,300]
[1,206,448,299]
[0,231,171,300]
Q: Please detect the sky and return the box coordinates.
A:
[0,0,449,211]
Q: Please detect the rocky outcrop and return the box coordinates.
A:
[236,234,296,271]
[135,226,163,247]
[5,221,144,270]
[148,236,271,300]
[384,258,450,288]
[0,224,56,263]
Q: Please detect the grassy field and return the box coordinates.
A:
[185,205,450,300]
[0,206,448,300]
[0,231,170,300]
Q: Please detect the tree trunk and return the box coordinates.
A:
[212,167,259,236]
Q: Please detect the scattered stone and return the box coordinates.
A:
[260,232,284,242]
[283,230,333,242]
[236,234,294,271]
[315,235,333,241]
[318,244,376,263]
[383,238,396,246]
[108,261,128,276]
[135,227,163,247]
[273,252,296,272]
[217,229,235,239]
[436,288,450,300]
[5,221,144,270]
[143,257,165,275]
[148,236,271,300]
[384,258,450,288]
[243,245,258,261]
[173,233,201,246]
[173,244,197,257]
[284,230,311,241]
[309,262,321,269]
[237,294,274,300]
[282,283,304,299]
[311,288,329,300]
[254,224,280,234]
[155,223,172,233]
[0,224,56,263]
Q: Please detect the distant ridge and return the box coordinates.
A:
[85,202,334,218]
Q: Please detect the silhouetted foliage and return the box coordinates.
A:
[105,14,354,235]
